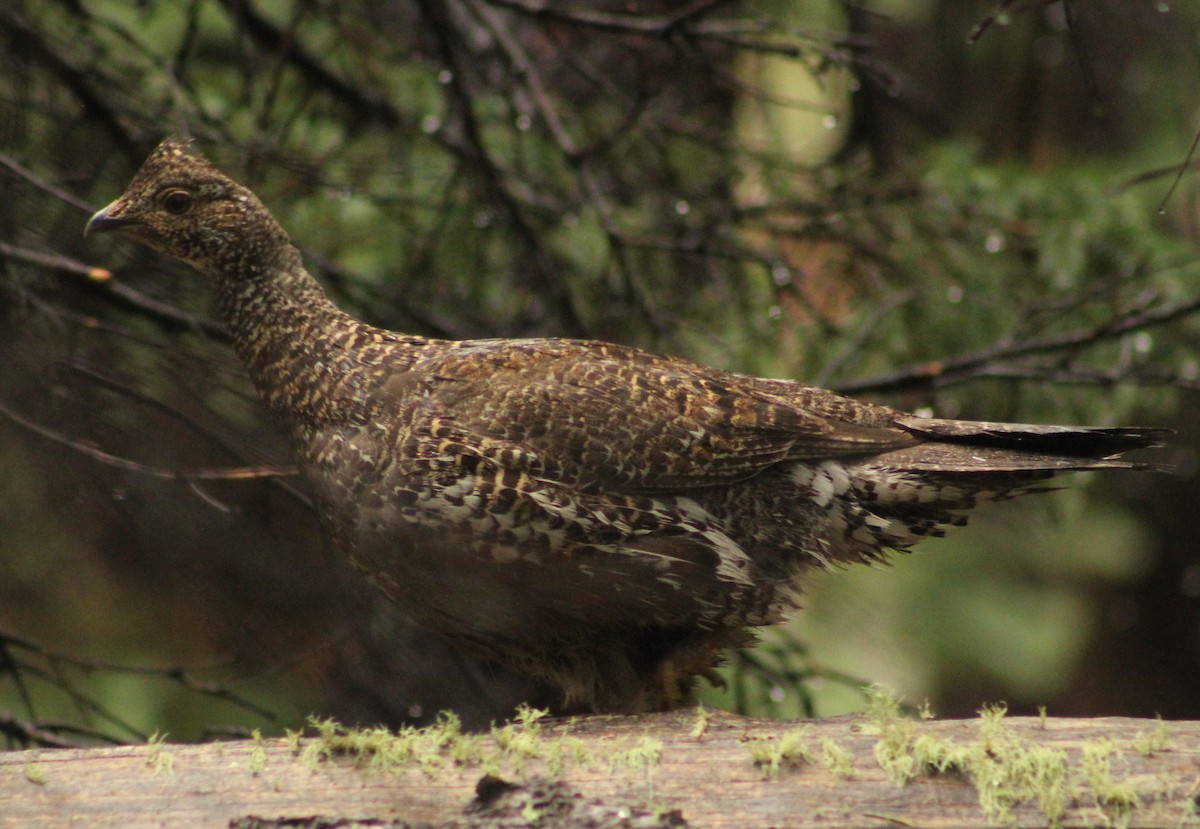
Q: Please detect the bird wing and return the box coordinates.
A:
[400,338,918,493]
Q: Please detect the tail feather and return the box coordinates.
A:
[872,441,1159,474]
[895,417,1170,459]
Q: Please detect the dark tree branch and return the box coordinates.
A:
[834,291,1200,395]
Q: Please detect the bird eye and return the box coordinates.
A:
[162,190,193,215]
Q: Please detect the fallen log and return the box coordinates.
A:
[1,705,1196,828]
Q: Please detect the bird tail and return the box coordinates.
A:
[807,419,1169,565]
[894,417,1171,469]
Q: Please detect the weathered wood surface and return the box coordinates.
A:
[1,710,1197,828]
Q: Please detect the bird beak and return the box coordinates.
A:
[84,201,135,237]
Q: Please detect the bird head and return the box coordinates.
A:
[85,138,287,279]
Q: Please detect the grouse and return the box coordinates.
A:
[86,139,1165,713]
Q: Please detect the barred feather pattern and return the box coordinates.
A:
[85,139,1168,712]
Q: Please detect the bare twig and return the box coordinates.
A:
[0,628,282,746]
[0,396,296,483]
[0,241,229,337]
[0,711,88,749]
[0,152,96,212]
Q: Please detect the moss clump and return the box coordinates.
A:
[303,709,483,775]
[544,732,592,777]
[486,704,590,776]
[146,731,174,778]
[690,705,712,740]
[23,754,47,785]
[746,726,812,779]
[488,704,550,774]
[819,737,856,778]
[610,736,664,773]
[247,728,268,775]
[297,705,601,781]
[1081,740,1138,829]
[284,726,303,755]
[911,705,1070,826]
[863,691,1173,828]
[1131,717,1171,756]
[861,685,917,785]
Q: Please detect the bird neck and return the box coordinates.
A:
[215,249,402,432]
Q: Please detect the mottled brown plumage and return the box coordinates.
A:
[86,139,1166,712]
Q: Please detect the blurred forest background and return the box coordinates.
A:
[2,0,1200,747]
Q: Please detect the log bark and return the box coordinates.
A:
[1,710,1197,828]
